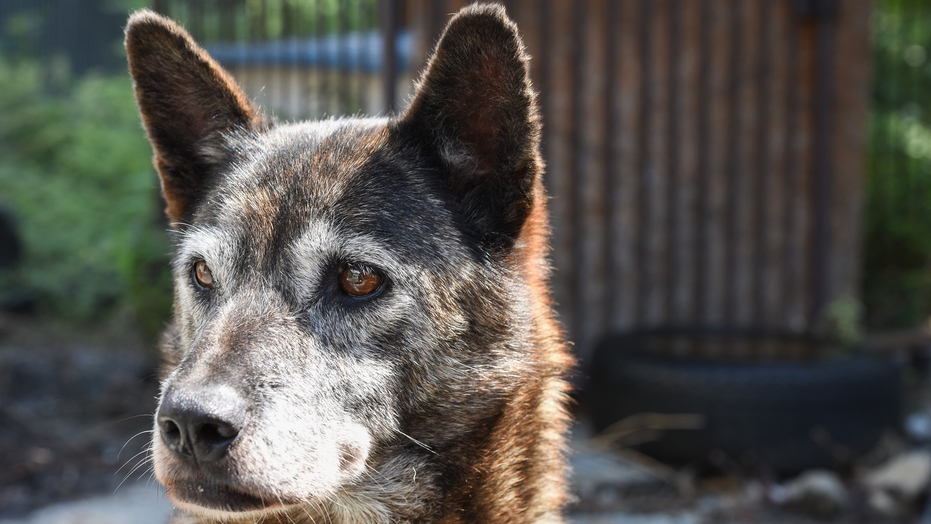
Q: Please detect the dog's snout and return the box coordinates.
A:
[157,385,247,463]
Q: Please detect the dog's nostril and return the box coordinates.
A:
[189,417,241,462]
[158,415,195,459]
[196,420,238,446]
[160,419,182,442]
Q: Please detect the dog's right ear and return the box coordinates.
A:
[125,10,266,224]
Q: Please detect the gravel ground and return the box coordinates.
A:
[0,314,160,520]
[0,483,173,524]
[0,313,923,523]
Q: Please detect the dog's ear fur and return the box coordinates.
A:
[125,10,267,224]
[398,4,541,247]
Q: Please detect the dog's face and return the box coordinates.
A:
[126,4,543,521]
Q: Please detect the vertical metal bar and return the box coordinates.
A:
[219,0,234,41]
[692,0,711,326]
[569,0,586,342]
[282,0,294,37]
[781,3,801,329]
[723,0,742,325]
[353,0,365,113]
[539,0,552,181]
[255,0,266,41]
[430,0,446,48]
[635,0,653,326]
[320,0,333,116]
[752,0,773,327]
[664,0,682,323]
[272,0,284,117]
[285,0,301,118]
[381,0,398,114]
[808,1,836,326]
[190,0,205,41]
[603,0,620,328]
[338,1,348,114]
[892,0,906,221]
[908,1,919,216]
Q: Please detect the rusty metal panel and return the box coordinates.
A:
[493,0,870,360]
[166,0,871,362]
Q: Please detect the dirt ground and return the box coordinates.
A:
[1,311,928,523]
[0,313,160,519]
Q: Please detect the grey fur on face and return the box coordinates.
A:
[127,4,573,523]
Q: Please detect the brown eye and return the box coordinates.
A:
[193,260,214,288]
[340,264,381,296]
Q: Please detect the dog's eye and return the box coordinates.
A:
[193,260,214,289]
[340,264,381,296]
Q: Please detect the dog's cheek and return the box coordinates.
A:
[172,284,200,348]
[311,354,402,442]
[229,387,377,498]
[228,343,398,489]
[169,256,217,354]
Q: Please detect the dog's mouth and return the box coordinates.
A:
[166,479,295,515]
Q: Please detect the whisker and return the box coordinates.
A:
[115,447,152,474]
[136,464,155,483]
[118,429,154,459]
[301,505,318,524]
[397,431,437,455]
[115,454,151,494]
[123,453,152,484]
[114,413,156,424]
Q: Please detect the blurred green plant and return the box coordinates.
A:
[0,56,172,337]
[863,0,931,329]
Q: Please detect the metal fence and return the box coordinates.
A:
[0,0,127,74]
[504,0,869,358]
[150,0,875,360]
[7,1,929,352]
[151,0,410,119]
[863,0,931,329]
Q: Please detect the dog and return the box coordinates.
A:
[125,4,573,522]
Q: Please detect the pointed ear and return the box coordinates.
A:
[125,9,268,224]
[398,4,542,246]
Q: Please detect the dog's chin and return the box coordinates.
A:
[166,479,300,519]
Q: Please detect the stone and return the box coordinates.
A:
[770,469,849,518]
[0,483,172,524]
[861,450,931,516]
[570,513,699,524]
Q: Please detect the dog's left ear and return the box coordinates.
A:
[125,9,267,224]
[398,4,541,246]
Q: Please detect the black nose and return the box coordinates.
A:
[157,385,247,463]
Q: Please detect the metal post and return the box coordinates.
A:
[808,0,837,327]
[380,0,398,115]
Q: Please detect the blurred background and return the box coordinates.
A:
[1,0,931,522]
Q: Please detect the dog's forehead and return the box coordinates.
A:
[221,119,388,214]
[195,118,462,262]
[206,120,384,233]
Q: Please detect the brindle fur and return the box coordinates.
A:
[126,4,573,523]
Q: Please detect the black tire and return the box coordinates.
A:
[587,331,903,473]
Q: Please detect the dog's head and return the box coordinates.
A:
[127,3,545,520]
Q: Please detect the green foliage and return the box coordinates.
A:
[0,56,172,336]
[157,0,379,42]
[863,0,931,329]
